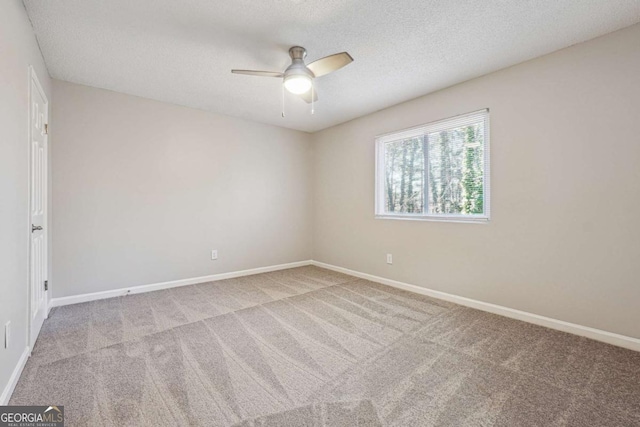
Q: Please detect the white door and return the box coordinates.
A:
[29,67,48,348]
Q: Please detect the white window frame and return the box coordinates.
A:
[375,109,490,223]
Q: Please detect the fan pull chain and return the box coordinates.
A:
[281,84,286,118]
[311,84,315,115]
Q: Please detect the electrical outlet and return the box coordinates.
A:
[211,250,218,260]
[386,254,393,264]
[4,321,10,349]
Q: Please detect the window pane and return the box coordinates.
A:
[384,136,425,214]
[427,122,484,215]
[375,110,489,221]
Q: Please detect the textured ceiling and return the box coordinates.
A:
[23,0,640,132]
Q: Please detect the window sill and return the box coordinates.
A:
[374,214,490,224]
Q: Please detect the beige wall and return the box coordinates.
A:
[52,80,313,298]
[312,23,640,339]
[0,0,52,400]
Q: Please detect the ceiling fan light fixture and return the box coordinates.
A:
[284,74,312,94]
[231,46,353,105]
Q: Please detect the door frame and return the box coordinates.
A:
[27,65,49,349]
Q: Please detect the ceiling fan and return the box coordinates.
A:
[231,46,353,104]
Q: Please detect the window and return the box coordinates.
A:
[375,109,490,222]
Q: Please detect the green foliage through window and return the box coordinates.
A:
[378,111,488,219]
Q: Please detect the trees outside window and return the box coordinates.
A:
[376,110,489,221]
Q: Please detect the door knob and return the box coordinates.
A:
[31,225,43,232]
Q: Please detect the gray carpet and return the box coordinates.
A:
[9,266,640,426]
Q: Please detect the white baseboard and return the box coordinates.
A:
[46,257,639,352]
[50,260,313,308]
[1,346,30,405]
[312,261,640,352]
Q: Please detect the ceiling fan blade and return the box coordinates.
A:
[306,52,353,77]
[298,88,318,104]
[231,70,284,78]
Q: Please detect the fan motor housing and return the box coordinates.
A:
[285,46,315,79]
